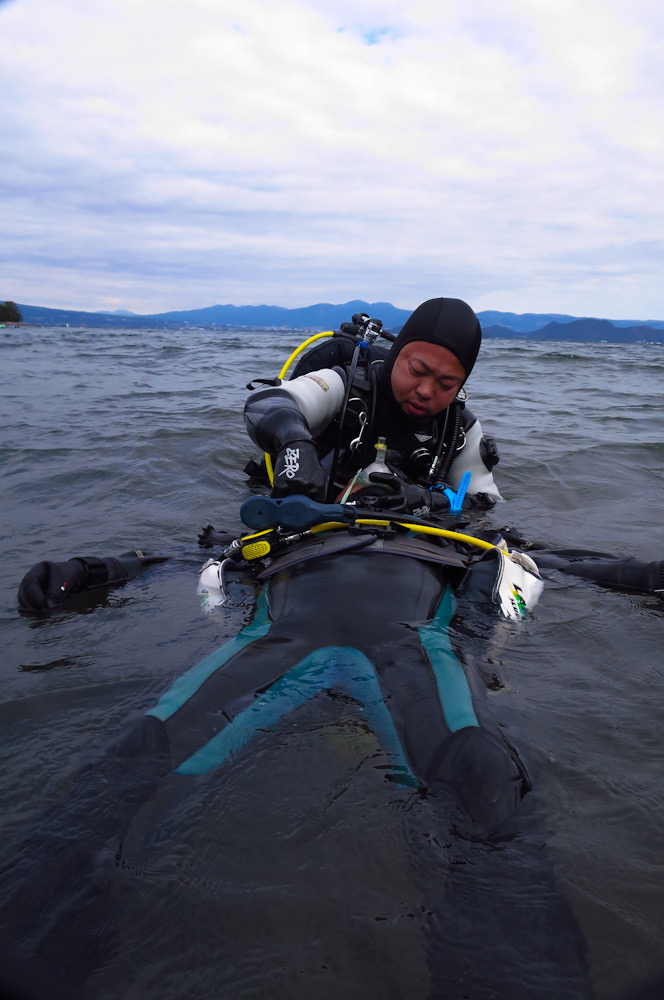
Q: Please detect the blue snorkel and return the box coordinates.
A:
[431,470,472,514]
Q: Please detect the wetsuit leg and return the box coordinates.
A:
[366,582,531,838]
[145,585,339,771]
[425,726,530,836]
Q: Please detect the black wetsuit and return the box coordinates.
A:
[144,544,529,840]
[244,298,501,502]
[244,358,498,501]
[15,537,662,840]
[9,534,661,996]
[135,528,664,840]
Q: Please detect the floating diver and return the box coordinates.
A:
[16,488,663,840]
[10,488,663,1000]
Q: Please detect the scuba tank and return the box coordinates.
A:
[355,436,390,485]
[339,436,397,500]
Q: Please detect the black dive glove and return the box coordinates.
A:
[17,552,166,614]
[18,558,90,613]
[354,472,450,516]
[271,440,326,501]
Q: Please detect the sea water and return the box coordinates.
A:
[1,324,663,999]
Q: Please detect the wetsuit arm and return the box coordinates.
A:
[532,550,664,594]
[244,390,315,452]
[244,368,345,452]
[244,369,346,500]
[17,552,166,614]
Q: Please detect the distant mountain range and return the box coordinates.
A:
[483,317,664,344]
[13,300,664,342]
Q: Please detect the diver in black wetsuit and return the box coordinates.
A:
[244,297,502,510]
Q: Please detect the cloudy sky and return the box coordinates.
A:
[1,0,662,318]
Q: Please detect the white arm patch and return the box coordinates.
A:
[280,368,345,436]
[447,418,503,499]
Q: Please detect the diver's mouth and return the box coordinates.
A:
[403,399,428,418]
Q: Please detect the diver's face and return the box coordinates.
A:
[390,341,466,419]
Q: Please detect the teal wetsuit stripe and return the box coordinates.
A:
[175,646,413,779]
[418,586,479,732]
[146,586,272,723]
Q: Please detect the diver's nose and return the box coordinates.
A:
[415,376,435,400]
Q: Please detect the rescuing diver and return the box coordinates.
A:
[243,296,501,511]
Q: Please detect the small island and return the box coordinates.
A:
[0,301,22,324]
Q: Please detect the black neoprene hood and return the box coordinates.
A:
[383,297,483,383]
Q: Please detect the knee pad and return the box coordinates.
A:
[427,726,531,838]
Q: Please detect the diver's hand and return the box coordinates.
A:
[461,491,496,510]
[198,525,236,548]
[271,441,326,501]
[17,558,89,614]
[356,472,449,516]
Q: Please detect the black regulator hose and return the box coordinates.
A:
[435,399,463,484]
[325,341,362,502]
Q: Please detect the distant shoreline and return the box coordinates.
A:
[7,300,664,344]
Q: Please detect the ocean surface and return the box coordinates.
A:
[1,324,663,999]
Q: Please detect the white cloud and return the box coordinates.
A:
[0,0,662,317]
